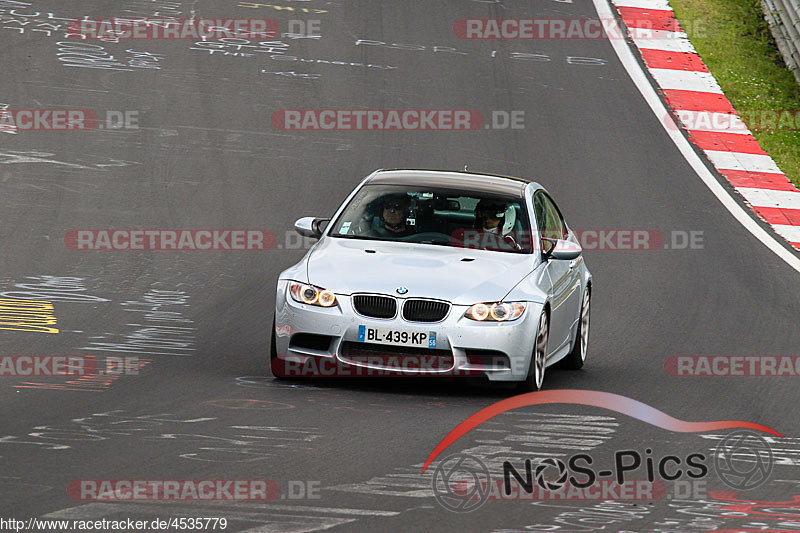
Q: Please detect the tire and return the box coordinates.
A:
[561,288,590,370]
[519,311,548,392]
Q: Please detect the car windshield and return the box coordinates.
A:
[328,184,534,253]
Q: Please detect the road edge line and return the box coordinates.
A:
[591,0,800,274]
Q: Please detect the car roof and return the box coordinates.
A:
[367,169,538,198]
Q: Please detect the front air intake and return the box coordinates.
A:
[352,294,397,319]
[402,299,450,322]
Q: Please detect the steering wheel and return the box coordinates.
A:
[502,233,523,251]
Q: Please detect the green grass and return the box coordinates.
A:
[670,0,800,187]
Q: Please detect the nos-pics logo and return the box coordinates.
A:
[431,430,773,512]
[714,430,773,490]
[431,454,490,512]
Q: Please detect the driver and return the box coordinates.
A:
[372,193,415,237]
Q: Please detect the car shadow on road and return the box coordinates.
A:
[245,369,578,399]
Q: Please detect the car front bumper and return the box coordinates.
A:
[274,280,541,381]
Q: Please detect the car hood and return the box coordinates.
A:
[306,237,535,304]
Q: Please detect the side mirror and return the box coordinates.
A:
[545,239,582,261]
[294,217,330,239]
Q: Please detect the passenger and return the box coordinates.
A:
[472,199,522,251]
[474,199,507,235]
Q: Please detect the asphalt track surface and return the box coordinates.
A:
[2,1,800,532]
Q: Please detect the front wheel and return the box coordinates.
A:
[561,288,590,370]
[519,311,548,392]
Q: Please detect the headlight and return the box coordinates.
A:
[465,302,525,322]
[289,283,337,308]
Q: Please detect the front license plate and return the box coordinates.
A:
[358,326,437,348]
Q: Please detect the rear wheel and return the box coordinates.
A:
[519,311,548,392]
[562,288,590,370]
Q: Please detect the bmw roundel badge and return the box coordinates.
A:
[396,287,409,295]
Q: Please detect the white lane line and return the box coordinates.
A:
[706,151,782,174]
[736,187,800,210]
[240,519,355,533]
[649,68,724,93]
[612,0,672,9]
[675,110,750,134]
[328,413,619,499]
[45,502,400,517]
[591,0,800,273]
[44,504,113,519]
[172,502,401,516]
[628,28,696,53]
[504,434,608,449]
[701,434,800,466]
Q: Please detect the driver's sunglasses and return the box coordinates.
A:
[478,210,502,218]
[383,202,406,211]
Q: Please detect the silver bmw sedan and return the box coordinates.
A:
[272,169,591,391]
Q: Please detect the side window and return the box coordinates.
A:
[542,194,567,241]
[533,193,547,236]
